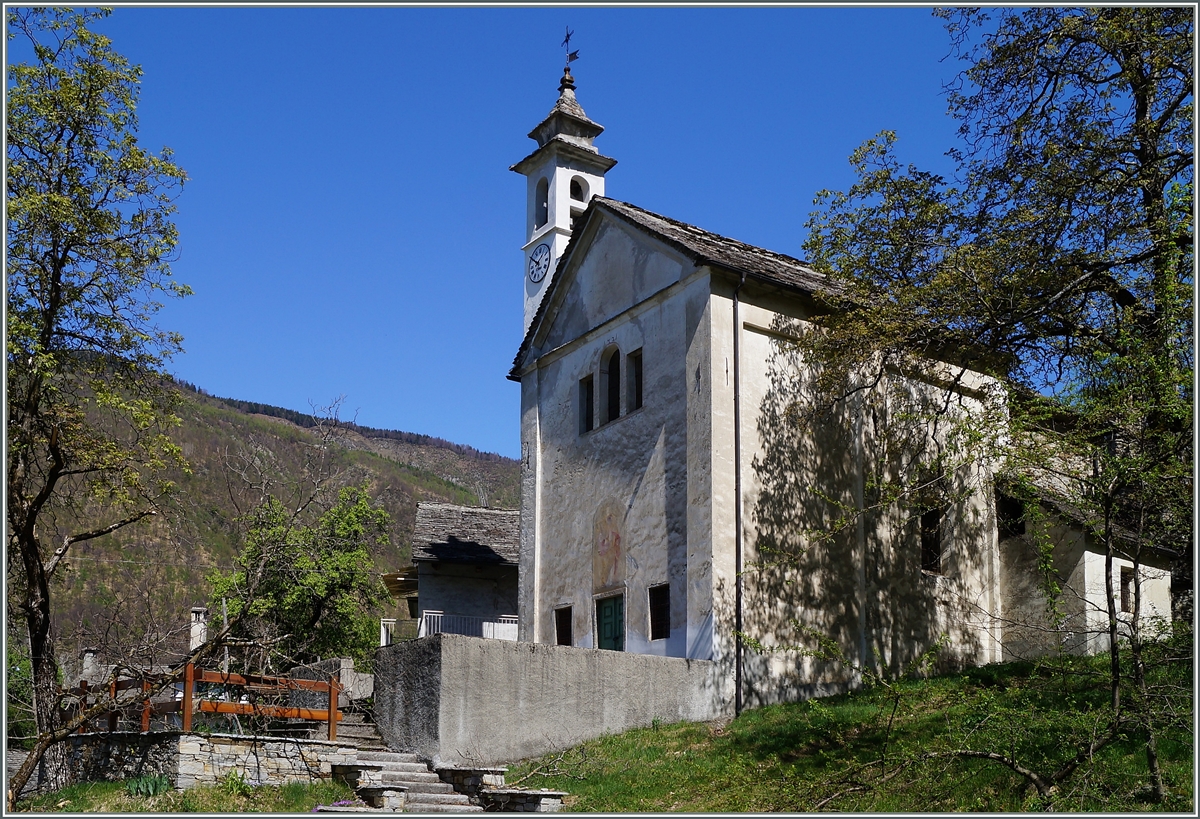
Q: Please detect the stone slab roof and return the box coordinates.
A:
[510,197,839,379]
[411,502,520,565]
[598,198,833,294]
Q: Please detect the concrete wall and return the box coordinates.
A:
[374,634,725,767]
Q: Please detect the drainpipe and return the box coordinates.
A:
[732,272,747,717]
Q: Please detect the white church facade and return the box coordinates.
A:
[375,66,1174,766]
[506,67,1173,708]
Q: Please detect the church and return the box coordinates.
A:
[504,65,1172,707]
[374,65,1172,766]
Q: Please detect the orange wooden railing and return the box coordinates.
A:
[62,663,342,740]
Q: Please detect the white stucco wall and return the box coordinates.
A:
[999,518,1173,659]
[518,217,715,661]
[722,293,1004,707]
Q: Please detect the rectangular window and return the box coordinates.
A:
[555,606,573,646]
[920,507,942,574]
[1120,568,1134,614]
[648,584,670,640]
[579,375,594,433]
[627,349,643,411]
[996,492,1026,537]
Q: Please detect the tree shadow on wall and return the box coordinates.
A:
[743,317,995,707]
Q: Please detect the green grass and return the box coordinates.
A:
[18,778,356,813]
[509,646,1194,812]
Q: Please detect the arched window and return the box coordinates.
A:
[535,177,549,229]
[600,346,621,425]
[570,176,588,201]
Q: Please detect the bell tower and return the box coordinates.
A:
[511,65,616,336]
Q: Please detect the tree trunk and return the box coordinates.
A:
[19,527,72,795]
[1128,550,1166,802]
[1102,501,1121,713]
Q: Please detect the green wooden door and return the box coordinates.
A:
[596,595,624,651]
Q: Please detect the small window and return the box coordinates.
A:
[1120,568,1134,613]
[627,349,643,411]
[920,507,942,574]
[555,607,573,646]
[579,375,594,433]
[997,493,1026,537]
[406,597,419,619]
[601,348,621,425]
[535,177,549,229]
[570,177,586,201]
[648,584,670,640]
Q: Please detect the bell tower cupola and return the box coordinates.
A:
[511,64,617,335]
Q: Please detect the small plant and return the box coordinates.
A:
[220,770,253,798]
[651,717,662,731]
[124,775,171,798]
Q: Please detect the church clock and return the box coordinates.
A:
[528,243,551,283]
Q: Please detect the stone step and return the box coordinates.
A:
[405,803,483,814]
[371,761,431,774]
[378,769,442,782]
[336,722,380,735]
[359,751,422,764]
[403,792,474,806]
[382,777,453,793]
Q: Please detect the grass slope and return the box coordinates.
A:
[509,647,1193,813]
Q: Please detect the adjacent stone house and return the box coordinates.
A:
[383,503,519,642]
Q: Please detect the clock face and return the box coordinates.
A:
[528,243,551,283]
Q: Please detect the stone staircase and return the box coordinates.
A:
[333,713,387,751]
[356,750,481,813]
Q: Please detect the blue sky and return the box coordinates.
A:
[13,5,969,459]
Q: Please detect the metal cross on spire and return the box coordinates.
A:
[562,26,579,67]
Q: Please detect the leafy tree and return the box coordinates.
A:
[209,484,392,672]
[793,7,1191,806]
[6,7,190,795]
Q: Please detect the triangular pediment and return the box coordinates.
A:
[515,203,696,372]
[509,197,835,380]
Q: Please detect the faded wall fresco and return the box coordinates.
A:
[592,499,626,592]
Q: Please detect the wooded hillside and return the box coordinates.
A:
[44,384,519,677]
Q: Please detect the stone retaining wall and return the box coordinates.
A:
[479,788,567,812]
[175,733,358,788]
[436,765,507,796]
[62,732,357,790]
[66,733,178,784]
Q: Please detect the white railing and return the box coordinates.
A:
[380,618,396,647]
[418,611,518,641]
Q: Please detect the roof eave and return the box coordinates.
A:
[510,138,618,176]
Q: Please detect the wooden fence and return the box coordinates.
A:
[62,664,343,740]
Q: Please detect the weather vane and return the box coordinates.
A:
[562,26,579,68]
